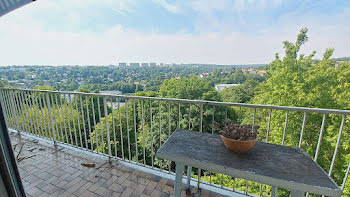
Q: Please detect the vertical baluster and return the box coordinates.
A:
[159,101,163,170]
[342,160,350,191]
[159,101,162,147]
[86,96,92,151]
[12,90,20,130]
[30,92,38,136]
[30,92,39,136]
[4,90,13,129]
[125,99,131,160]
[46,93,57,146]
[212,106,215,134]
[282,111,289,145]
[23,92,33,134]
[110,98,117,157]
[80,95,88,149]
[0,90,8,126]
[64,94,73,145]
[298,112,307,148]
[6,91,14,130]
[252,108,256,129]
[38,93,48,138]
[7,90,16,128]
[97,97,105,154]
[24,91,32,134]
[210,105,215,185]
[24,92,33,134]
[91,96,99,153]
[168,102,171,173]
[103,97,112,162]
[75,95,83,148]
[314,114,326,161]
[10,90,20,132]
[258,184,263,197]
[1,90,11,127]
[33,92,42,137]
[69,94,78,147]
[133,100,138,163]
[198,104,203,188]
[10,90,18,129]
[329,115,346,176]
[16,91,26,133]
[246,108,257,194]
[239,107,241,124]
[25,92,35,135]
[51,93,60,141]
[59,94,68,144]
[266,109,272,143]
[118,98,124,159]
[188,104,191,130]
[142,100,146,165]
[225,106,228,120]
[150,101,154,168]
[178,102,181,129]
[5,90,14,129]
[260,109,272,196]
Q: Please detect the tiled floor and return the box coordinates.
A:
[9,132,226,197]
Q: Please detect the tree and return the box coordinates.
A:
[249,28,350,196]
[220,80,259,103]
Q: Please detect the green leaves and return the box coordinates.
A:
[251,27,350,195]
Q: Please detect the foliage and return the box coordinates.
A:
[220,80,259,103]
[249,27,350,196]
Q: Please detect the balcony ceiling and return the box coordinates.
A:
[0,0,34,17]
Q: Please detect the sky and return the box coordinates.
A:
[0,0,349,66]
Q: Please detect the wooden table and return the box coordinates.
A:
[156,130,341,197]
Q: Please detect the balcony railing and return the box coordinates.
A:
[0,88,350,196]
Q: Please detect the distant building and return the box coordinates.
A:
[257,70,267,76]
[100,90,122,95]
[141,63,149,67]
[118,63,127,67]
[129,63,140,67]
[215,84,240,91]
[247,68,257,74]
[149,63,157,67]
[199,72,210,78]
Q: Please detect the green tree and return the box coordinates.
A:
[249,28,350,196]
[220,80,259,103]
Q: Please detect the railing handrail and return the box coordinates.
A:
[2,87,350,115]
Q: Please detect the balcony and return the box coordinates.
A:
[1,88,350,196]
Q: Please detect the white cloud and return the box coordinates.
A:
[153,0,180,14]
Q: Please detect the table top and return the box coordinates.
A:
[156,130,341,196]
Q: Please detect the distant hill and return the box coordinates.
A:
[334,57,350,61]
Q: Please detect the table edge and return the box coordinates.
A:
[156,152,342,197]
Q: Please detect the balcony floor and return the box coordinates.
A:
[9,131,226,197]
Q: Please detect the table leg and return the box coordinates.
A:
[187,166,192,188]
[291,190,304,197]
[174,162,184,197]
[271,186,277,197]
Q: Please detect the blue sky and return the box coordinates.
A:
[0,0,349,65]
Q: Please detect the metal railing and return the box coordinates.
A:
[0,88,349,196]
